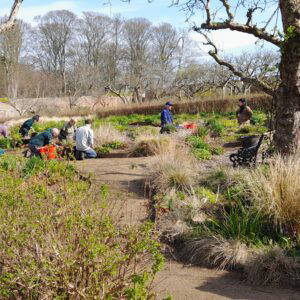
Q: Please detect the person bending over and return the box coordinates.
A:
[19,115,40,137]
[58,119,76,142]
[28,128,59,158]
[160,101,174,134]
[75,119,97,159]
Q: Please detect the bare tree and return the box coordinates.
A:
[122,18,153,102]
[0,19,30,99]
[0,0,23,34]
[78,12,112,67]
[32,10,77,94]
[120,0,299,154]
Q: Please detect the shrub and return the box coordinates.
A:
[0,156,164,298]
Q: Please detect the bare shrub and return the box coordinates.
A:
[93,124,129,146]
[245,246,300,286]
[245,154,300,235]
[179,236,250,270]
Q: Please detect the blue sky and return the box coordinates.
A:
[0,0,279,55]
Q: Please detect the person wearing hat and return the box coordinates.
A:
[236,98,253,126]
[28,128,59,158]
[19,115,40,137]
[160,101,174,134]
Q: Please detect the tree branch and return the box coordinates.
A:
[0,0,23,34]
[201,33,276,96]
[219,0,234,21]
[195,0,282,47]
[196,22,282,47]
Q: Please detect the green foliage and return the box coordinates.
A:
[197,126,209,137]
[33,120,64,132]
[95,141,126,155]
[187,135,223,160]
[192,197,284,247]
[211,146,224,155]
[0,138,11,149]
[192,148,212,160]
[206,118,225,136]
[195,187,219,204]
[0,155,163,298]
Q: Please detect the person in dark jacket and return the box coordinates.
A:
[160,101,174,134]
[19,115,40,137]
[236,98,253,125]
[58,119,76,142]
[28,128,59,157]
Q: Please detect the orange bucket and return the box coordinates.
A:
[39,145,57,160]
[183,122,197,133]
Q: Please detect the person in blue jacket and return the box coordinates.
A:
[19,115,40,137]
[160,101,174,133]
[28,128,59,157]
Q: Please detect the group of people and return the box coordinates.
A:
[0,97,253,160]
[160,98,253,132]
[16,116,97,159]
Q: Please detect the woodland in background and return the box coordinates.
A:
[0,10,279,104]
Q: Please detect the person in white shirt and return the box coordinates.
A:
[75,119,97,159]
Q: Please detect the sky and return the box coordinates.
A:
[0,0,279,56]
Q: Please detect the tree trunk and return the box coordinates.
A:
[274,0,300,154]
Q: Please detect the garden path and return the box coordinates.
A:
[76,153,300,300]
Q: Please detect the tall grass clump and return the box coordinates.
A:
[150,141,197,192]
[0,155,163,298]
[93,124,129,146]
[245,155,300,235]
[129,134,173,157]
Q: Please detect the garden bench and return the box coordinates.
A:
[229,134,267,167]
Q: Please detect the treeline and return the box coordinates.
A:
[0,10,279,103]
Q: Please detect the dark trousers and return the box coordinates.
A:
[28,144,42,158]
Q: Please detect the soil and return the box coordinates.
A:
[76,151,300,300]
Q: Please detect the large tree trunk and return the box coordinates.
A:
[274,0,300,153]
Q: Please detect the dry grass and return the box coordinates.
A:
[129,134,173,157]
[245,246,300,286]
[178,236,250,270]
[245,154,300,234]
[93,124,129,146]
[150,140,198,192]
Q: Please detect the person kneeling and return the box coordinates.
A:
[28,128,59,158]
[75,119,97,159]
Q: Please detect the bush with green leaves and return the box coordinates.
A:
[0,155,164,298]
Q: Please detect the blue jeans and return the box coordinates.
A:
[84,149,97,159]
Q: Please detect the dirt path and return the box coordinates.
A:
[76,154,300,300]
